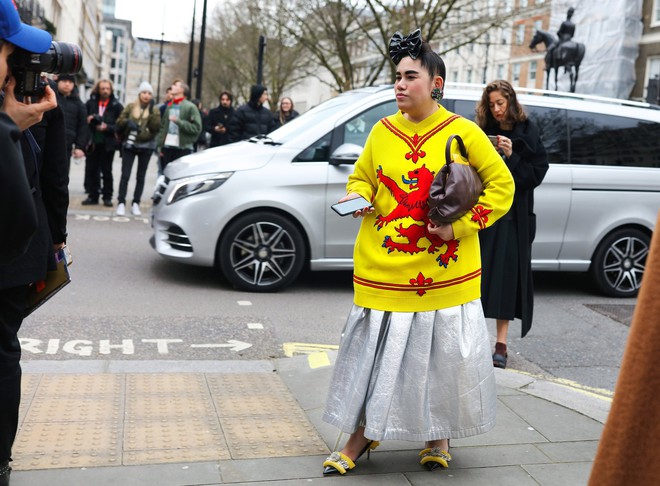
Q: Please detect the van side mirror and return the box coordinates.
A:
[329,143,363,165]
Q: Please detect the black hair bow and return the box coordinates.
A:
[389,29,423,64]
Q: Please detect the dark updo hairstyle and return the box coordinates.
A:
[475,79,527,130]
[416,41,446,81]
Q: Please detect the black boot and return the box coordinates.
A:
[0,461,11,486]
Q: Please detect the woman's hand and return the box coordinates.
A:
[498,135,513,157]
[339,193,374,218]
[1,78,57,131]
[427,222,454,240]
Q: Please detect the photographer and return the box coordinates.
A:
[115,81,160,216]
[83,79,123,207]
[0,1,62,484]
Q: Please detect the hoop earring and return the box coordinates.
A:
[431,87,443,102]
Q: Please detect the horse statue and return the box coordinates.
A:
[529,30,585,92]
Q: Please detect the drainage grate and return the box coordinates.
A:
[584,304,635,327]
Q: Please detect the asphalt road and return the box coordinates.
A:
[21,207,634,395]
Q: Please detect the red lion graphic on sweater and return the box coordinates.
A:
[375,164,459,268]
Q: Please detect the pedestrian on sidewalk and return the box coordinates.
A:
[475,80,548,369]
[272,96,299,128]
[321,29,514,476]
[205,90,234,148]
[55,74,88,171]
[156,80,202,171]
[115,81,160,216]
[227,84,276,142]
[83,79,123,207]
[0,2,63,484]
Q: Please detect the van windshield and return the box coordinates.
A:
[268,91,370,144]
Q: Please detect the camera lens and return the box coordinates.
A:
[40,42,83,75]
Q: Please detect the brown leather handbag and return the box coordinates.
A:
[427,134,484,225]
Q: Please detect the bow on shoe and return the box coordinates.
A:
[389,28,423,64]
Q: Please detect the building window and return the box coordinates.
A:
[646,57,660,102]
[520,0,528,6]
[504,0,513,12]
[516,24,525,45]
[534,19,543,32]
[654,0,660,25]
[467,68,473,84]
[513,63,521,84]
[451,70,459,83]
[497,64,505,79]
[528,61,537,86]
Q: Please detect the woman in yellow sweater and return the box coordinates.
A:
[322,29,514,475]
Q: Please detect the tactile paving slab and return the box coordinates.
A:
[207,373,328,459]
[12,371,328,470]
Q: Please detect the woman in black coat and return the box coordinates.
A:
[476,80,549,369]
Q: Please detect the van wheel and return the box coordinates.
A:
[218,212,306,292]
[591,228,650,298]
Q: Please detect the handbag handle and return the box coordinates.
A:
[445,134,468,165]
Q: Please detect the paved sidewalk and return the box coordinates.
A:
[8,353,610,486]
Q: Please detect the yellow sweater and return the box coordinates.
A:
[347,106,514,312]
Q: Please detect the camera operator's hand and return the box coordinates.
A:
[1,77,57,131]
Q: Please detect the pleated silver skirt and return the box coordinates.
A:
[322,300,497,442]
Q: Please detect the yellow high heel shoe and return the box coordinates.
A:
[322,440,379,475]
[419,446,452,470]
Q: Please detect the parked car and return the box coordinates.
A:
[150,84,660,297]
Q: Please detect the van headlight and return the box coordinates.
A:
[167,172,233,204]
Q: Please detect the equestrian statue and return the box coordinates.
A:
[529,7,586,93]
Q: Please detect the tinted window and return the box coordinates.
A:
[526,106,568,165]
[294,132,332,162]
[568,111,660,167]
[453,99,477,120]
[454,100,569,166]
[342,101,397,147]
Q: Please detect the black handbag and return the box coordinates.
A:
[427,134,484,225]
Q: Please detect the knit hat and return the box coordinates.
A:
[0,0,52,53]
[57,74,75,82]
[138,81,153,94]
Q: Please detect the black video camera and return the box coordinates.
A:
[9,41,83,97]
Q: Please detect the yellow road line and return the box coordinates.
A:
[282,342,339,358]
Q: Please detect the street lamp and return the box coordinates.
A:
[482,33,491,84]
[156,31,164,104]
[187,0,196,89]
[195,0,208,100]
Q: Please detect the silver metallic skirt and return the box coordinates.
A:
[323,300,497,442]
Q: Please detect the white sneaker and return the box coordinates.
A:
[116,203,125,216]
[131,203,142,216]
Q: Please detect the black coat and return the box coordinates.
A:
[272,109,299,129]
[227,103,276,142]
[85,93,124,152]
[479,118,549,337]
[0,106,69,289]
[0,113,38,264]
[57,91,89,152]
[205,105,234,147]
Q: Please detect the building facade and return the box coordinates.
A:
[632,0,660,102]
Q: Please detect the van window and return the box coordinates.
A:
[293,132,332,162]
[454,100,569,166]
[525,106,568,165]
[342,101,397,147]
[568,111,660,168]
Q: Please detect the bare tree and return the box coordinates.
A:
[202,0,310,110]
[279,0,538,92]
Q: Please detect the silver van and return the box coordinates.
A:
[151,84,660,297]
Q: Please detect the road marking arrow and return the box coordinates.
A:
[190,340,252,352]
